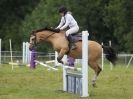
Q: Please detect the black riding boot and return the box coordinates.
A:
[67,35,76,50]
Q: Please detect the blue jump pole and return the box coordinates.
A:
[30,48,36,69]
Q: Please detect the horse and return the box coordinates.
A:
[29,27,117,87]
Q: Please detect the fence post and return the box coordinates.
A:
[82,31,89,97]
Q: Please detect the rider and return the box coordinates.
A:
[56,6,79,50]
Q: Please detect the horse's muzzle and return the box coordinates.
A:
[29,47,32,51]
[29,44,34,51]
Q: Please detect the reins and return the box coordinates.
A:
[43,32,56,40]
[31,31,57,46]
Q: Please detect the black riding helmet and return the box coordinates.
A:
[58,6,68,14]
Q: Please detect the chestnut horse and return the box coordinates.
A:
[29,28,117,87]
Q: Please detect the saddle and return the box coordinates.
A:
[71,33,82,42]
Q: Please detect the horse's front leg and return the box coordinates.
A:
[57,48,68,64]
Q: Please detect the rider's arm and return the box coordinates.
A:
[60,15,70,30]
[56,17,64,29]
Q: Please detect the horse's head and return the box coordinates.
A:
[29,31,37,51]
[29,28,59,51]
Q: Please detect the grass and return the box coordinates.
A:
[0,64,133,99]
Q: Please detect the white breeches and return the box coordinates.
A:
[66,26,79,36]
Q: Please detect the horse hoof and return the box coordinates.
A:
[59,60,64,64]
[57,58,64,64]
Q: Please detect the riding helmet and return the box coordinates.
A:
[58,6,68,14]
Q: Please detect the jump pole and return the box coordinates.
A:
[81,31,89,97]
[30,48,58,70]
[9,39,14,70]
[126,55,133,68]
[26,42,31,64]
[55,51,60,66]
[30,48,36,69]
[63,31,89,97]
[35,60,58,70]
[22,42,31,65]
[22,42,26,64]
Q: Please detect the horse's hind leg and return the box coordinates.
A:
[89,62,102,87]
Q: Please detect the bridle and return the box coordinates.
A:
[29,31,56,47]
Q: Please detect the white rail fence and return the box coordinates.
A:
[0,51,133,66]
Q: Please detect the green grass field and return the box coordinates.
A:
[0,64,133,99]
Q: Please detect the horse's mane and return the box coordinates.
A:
[31,27,60,35]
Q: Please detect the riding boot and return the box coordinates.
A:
[67,35,76,50]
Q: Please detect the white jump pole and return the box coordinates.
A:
[22,42,31,64]
[26,42,31,64]
[63,54,68,92]
[22,42,26,64]
[63,65,81,71]
[35,60,58,71]
[126,55,133,68]
[55,51,59,66]
[25,42,28,64]
[63,55,67,91]
[0,39,1,64]
[9,39,13,70]
[82,31,89,97]
[45,60,55,64]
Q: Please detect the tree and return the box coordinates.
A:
[1,0,132,52]
[104,0,133,52]
[0,0,40,50]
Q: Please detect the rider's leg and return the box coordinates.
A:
[66,26,79,50]
[67,35,76,50]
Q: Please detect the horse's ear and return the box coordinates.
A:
[31,31,34,34]
[31,30,36,35]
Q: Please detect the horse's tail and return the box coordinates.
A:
[102,45,117,65]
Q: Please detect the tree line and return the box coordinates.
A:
[0,0,133,53]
